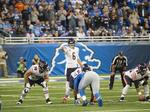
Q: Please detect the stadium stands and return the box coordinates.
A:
[0,0,149,40]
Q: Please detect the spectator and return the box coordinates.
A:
[32,20,43,37]
[67,10,77,33]
[26,29,35,38]
[30,7,39,24]
[86,27,94,37]
[58,6,67,29]
[0,0,149,38]
[76,27,86,39]
[92,11,101,30]
[129,10,139,27]
[21,5,31,25]
[76,10,86,32]
[45,4,55,24]
[109,7,118,32]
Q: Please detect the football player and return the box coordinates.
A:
[60,38,83,103]
[73,64,103,107]
[16,60,52,104]
[70,64,95,104]
[120,63,150,102]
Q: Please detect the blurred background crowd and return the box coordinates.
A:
[0,0,149,38]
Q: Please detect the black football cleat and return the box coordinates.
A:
[46,98,53,104]
[16,99,23,105]
[82,100,88,106]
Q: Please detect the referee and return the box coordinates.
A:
[109,51,128,90]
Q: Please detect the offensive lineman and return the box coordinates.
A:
[60,38,83,103]
[120,63,150,102]
[16,60,52,104]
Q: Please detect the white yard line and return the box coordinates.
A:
[1,94,139,98]
[84,109,150,112]
[3,104,150,112]
[0,76,120,84]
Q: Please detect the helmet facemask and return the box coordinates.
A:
[68,38,75,49]
[39,61,48,73]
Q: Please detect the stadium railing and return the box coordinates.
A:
[1,35,150,44]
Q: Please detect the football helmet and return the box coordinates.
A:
[68,38,75,47]
[138,63,147,75]
[39,60,48,73]
[118,51,123,56]
[82,64,91,72]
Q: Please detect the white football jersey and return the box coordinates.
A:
[71,67,82,79]
[63,46,80,68]
[124,67,142,81]
[28,64,47,80]
[145,68,150,78]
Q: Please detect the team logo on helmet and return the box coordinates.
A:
[68,38,75,47]
[138,63,147,75]
[39,60,48,73]
[82,64,91,72]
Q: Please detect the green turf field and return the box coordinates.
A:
[0,77,150,112]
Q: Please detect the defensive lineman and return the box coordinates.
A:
[74,64,103,107]
[16,60,52,104]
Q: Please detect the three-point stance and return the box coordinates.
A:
[16,60,52,104]
[120,63,150,102]
[74,64,103,107]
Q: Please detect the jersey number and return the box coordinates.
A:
[72,52,76,60]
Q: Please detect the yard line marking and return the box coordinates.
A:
[3,102,150,109]
[0,76,121,84]
[0,93,140,98]
[2,96,150,105]
[84,109,150,112]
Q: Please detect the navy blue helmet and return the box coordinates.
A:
[68,38,75,46]
[39,60,48,73]
[82,64,91,72]
[138,63,147,75]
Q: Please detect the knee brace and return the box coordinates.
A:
[24,87,30,93]
[24,83,31,93]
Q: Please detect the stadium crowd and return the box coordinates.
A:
[0,0,149,38]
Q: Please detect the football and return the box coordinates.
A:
[138,95,145,101]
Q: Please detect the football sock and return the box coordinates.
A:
[95,93,103,107]
[43,87,49,100]
[122,85,130,95]
[65,81,71,96]
[144,85,149,97]
[20,87,30,100]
